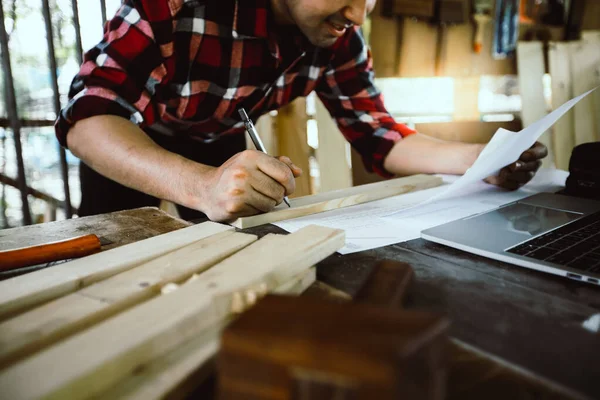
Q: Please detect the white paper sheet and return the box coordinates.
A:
[275,88,593,254]
[275,169,568,254]
[423,87,596,204]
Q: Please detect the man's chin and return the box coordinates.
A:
[307,34,339,48]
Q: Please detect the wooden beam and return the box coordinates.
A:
[314,98,352,192]
[255,113,277,155]
[0,222,232,320]
[231,174,443,229]
[276,98,312,197]
[0,231,257,368]
[92,268,316,400]
[548,42,576,171]
[398,18,437,77]
[0,225,344,400]
[370,1,401,77]
[517,41,555,168]
[571,32,600,145]
[453,77,481,121]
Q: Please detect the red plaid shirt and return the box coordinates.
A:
[56,0,416,176]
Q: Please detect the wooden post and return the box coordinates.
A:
[315,98,352,192]
[570,32,600,145]
[453,77,481,122]
[548,42,576,171]
[369,1,401,77]
[276,99,312,197]
[398,18,438,77]
[517,41,555,168]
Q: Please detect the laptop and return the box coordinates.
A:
[421,192,600,286]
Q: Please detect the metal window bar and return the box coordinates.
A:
[0,0,110,226]
[41,0,73,219]
[71,0,84,65]
[100,0,107,27]
[0,0,32,225]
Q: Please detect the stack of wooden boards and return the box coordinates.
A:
[0,222,345,399]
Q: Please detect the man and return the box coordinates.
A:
[56,0,547,222]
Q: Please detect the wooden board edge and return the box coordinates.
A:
[231,175,443,229]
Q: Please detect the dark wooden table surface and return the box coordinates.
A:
[2,207,599,399]
[247,224,600,400]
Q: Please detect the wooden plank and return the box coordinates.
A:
[398,18,437,77]
[548,42,576,171]
[517,41,554,168]
[276,98,312,197]
[0,231,257,368]
[255,113,277,155]
[93,268,316,400]
[0,225,344,400]
[571,31,600,145]
[231,174,443,229]
[453,77,480,121]
[314,97,352,192]
[0,207,187,253]
[392,0,435,18]
[442,24,476,77]
[0,208,190,283]
[570,35,600,145]
[0,222,232,320]
[370,1,401,77]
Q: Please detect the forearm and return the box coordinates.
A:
[67,115,211,210]
[383,133,485,176]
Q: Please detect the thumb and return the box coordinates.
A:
[277,156,303,178]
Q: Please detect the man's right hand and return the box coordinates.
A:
[200,150,302,221]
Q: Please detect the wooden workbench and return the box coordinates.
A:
[2,207,599,399]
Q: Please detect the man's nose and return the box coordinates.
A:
[342,0,373,26]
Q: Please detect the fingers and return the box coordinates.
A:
[519,142,548,162]
[255,153,296,195]
[215,150,295,217]
[494,166,535,191]
[508,160,542,173]
[244,189,279,213]
[277,156,303,178]
[484,142,545,191]
[220,182,277,218]
[250,172,286,205]
[502,169,535,184]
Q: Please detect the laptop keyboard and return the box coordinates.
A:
[507,211,600,273]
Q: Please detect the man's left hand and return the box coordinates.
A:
[485,142,548,190]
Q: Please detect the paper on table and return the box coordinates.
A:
[275,169,568,254]
[275,88,589,254]
[422,87,597,204]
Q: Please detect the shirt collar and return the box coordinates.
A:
[231,0,271,39]
[232,0,310,60]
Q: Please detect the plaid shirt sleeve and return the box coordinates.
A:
[316,27,416,178]
[55,0,174,147]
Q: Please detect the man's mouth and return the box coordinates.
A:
[325,19,354,37]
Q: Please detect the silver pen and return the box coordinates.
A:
[238,108,291,208]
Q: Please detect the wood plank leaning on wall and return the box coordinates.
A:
[570,32,600,146]
[516,41,555,168]
[370,4,516,79]
[276,98,312,197]
[548,42,576,171]
[315,98,353,192]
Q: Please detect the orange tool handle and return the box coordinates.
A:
[0,234,102,271]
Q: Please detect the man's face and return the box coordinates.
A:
[282,0,376,48]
